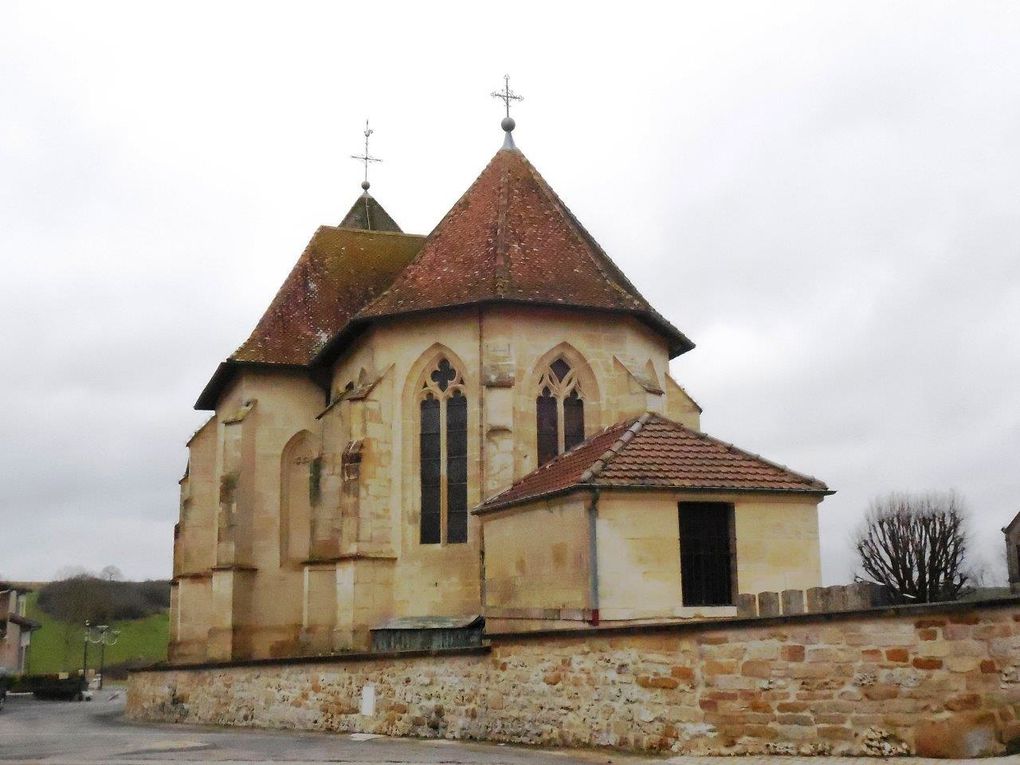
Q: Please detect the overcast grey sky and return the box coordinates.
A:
[1,2,1017,584]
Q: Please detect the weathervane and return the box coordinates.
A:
[491,74,523,148]
[350,119,382,192]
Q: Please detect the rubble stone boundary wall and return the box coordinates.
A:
[127,598,1020,758]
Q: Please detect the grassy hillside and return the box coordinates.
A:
[24,591,168,675]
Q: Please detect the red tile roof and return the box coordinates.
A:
[353,147,693,358]
[231,226,424,365]
[476,413,831,512]
[195,223,424,409]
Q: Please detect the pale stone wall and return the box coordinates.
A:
[170,301,753,662]
[733,495,822,595]
[479,491,822,629]
[129,600,1020,757]
[483,496,591,618]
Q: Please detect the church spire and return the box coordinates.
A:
[339,119,402,232]
[491,74,523,151]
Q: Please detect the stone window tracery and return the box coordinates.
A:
[536,357,585,466]
[419,358,468,544]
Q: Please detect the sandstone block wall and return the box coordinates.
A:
[128,599,1020,758]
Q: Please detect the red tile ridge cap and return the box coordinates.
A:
[579,412,653,483]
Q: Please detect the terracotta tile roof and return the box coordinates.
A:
[231,226,424,365]
[476,413,831,512]
[195,223,424,409]
[354,147,693,357]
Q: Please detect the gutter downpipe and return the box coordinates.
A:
[587,487,600,626]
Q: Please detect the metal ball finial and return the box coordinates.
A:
[361,180,371,191]
[501,116,516,132]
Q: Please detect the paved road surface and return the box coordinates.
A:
[0,691,1011,764]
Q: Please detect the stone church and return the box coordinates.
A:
[169,114,832,664]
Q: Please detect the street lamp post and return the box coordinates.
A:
[81,620,90,680]
[87,624,120,690]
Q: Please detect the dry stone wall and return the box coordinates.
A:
[128,599,1020,758]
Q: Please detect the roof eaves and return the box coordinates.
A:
[473,484,594,515]
[194,360,311,411]
[474,480,834,516]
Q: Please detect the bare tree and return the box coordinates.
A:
[855,491,972,603]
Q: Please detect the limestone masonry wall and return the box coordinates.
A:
[128,599,1020,758]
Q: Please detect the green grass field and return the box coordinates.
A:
[24,591,168,675]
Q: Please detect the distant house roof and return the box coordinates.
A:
[1004,509,1020,534]
[195,222,424,409]
[344,145,693,358]
[476,412,832,513]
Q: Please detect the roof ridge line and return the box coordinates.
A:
[579,412,653,483]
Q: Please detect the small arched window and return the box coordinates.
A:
[536,358,585,466]
[419,358,468,544]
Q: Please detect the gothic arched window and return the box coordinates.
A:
[419,358,468,544]
[536,358,585,466]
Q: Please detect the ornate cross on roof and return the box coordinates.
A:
[491,74,523,126]
[350,119,382,192]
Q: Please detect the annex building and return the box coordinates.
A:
[169,114,832,664]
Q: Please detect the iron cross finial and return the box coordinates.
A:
[350,119,382,192]
[491,74,523,123]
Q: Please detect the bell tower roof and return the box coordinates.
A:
[338,192,403,232]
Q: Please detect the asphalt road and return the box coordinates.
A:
[0,690,1011,764]
[0,691,636,765]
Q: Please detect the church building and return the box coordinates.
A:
[169,103,832,663]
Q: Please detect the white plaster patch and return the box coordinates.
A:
[359,683,376,716]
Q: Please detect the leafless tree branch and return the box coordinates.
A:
[854,491,971,603]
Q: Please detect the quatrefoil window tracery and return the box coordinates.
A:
[421,358,464,399]
[419,358,467,545]
[537,357,586,466]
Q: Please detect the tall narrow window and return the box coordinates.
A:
[678,502,735,606]
[419,359,468,544]
[536,358,585,465]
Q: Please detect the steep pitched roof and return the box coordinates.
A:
[476,413,831,513]
[195,224,424,409]
[352,146,693,358]
[231,226,423,364]
[338,192,403,232]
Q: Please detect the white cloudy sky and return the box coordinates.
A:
[1,2,1017,585]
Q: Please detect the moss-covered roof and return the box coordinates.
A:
[195,226,423,409]
[231,227,424,365]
